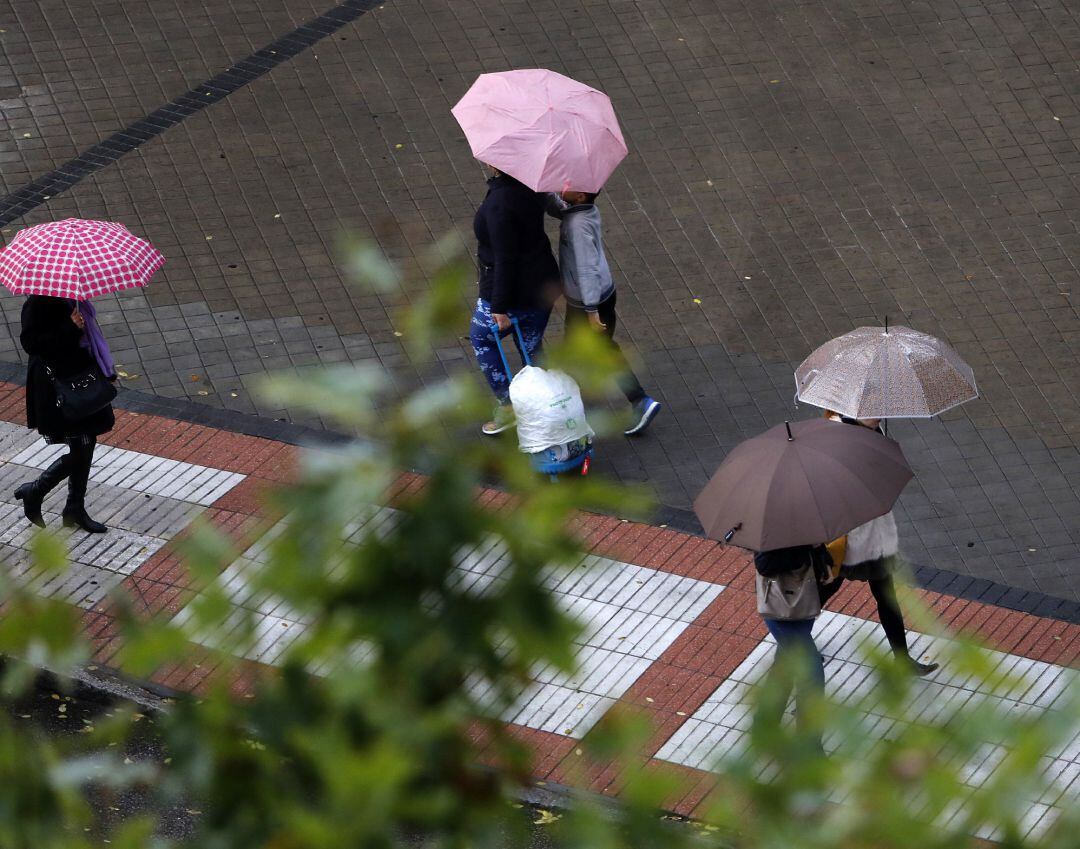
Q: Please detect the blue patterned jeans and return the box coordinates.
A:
[469,298,551,403]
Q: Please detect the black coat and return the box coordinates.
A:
[21,295,115,440]
[474,174,560,314]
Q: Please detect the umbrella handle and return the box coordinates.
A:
[723,523,742,543]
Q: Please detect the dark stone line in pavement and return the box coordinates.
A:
[0,0,380,227]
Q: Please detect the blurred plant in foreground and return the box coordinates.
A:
[0,239,1073,849]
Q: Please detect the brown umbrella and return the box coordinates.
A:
[694,419,913,551]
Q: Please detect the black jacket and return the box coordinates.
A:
[754,544,833,581]
[474,174,559,314]
[21,295,115,440]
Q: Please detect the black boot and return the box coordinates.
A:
[62,502,107,534]
[14,457,70,528]
[898,653,939,677]
[61,440,106,534]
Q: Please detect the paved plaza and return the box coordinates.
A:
[2,0,1080,608]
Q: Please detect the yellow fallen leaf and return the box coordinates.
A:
[769,79,780,83]
[706,179,713,186]
[230,392,238,397]
[190,375,201,381]
[645,697,655,703]
[197,390,209,396]
[393,331,403,337]
[205,235,213,240]
[1053,116,1060,121]
[394,143,404,149]
[22,133,31,138]
[676,711,687,716]
[273,213,281,219]
[693,298,701,304]
[534,809,562,825]
[116,370,129,378]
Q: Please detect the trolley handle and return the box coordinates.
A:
[489,317,531,379]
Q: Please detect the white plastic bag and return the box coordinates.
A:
[509,365,594,454]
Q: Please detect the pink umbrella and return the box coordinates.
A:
[0,218,165,301]
[451,69,628,193]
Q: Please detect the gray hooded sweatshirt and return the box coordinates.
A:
[545,194,615,311]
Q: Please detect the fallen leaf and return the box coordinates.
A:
[197,390,209,396]
[693,298,701,304]
[706,179,713,186]
[676,711,687,716]
[744,275,752,280]
[230,392,238,397]
[769,79,780,83]
[22,133,31,138]
[1053,116,1060,121]
[116,370,129,378]
[273,213,281,219]
[534,809,561,825]
[190,375,201,381]
[394,143,404,149]
[205,235,213,240]
[645,697,655,703]
[393,331,403,337]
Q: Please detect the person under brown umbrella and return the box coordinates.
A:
[820,411,938,676]
[695,419,916,743]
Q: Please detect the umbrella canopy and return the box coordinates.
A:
[694,419,913,551]
[0,218,165,301]
[451,69,628,193]
[795,325,977,419]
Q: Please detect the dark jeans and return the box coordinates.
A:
[758,618,825,734]
[564,291,645,406]
[819,573,909,655]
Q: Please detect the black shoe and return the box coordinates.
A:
[62,504,107,534]
[14,483,46,528]
[904,657,939,677]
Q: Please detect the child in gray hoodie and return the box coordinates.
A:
[547,191,660,436]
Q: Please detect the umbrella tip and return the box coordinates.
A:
[785,421,793,441]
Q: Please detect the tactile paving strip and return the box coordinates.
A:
[0,422,246,608]
[176,506,727,737]
[656,611,1079,839]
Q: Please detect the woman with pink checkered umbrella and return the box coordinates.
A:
[0,219,164,534]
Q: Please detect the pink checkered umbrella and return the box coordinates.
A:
[0,218,165,301]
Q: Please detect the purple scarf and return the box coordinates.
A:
[73,300,116,379]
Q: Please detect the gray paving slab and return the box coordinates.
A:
[1,0,1080,601]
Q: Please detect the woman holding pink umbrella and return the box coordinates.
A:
[16,295,118,533]
[453,69,629,436]
[0,218,165,533]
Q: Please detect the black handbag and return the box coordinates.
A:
[48,364,117,420]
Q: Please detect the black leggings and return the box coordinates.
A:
[819,572,909,655]
[64,438,96,499]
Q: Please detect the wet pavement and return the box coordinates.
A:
[1,0,1080,603]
